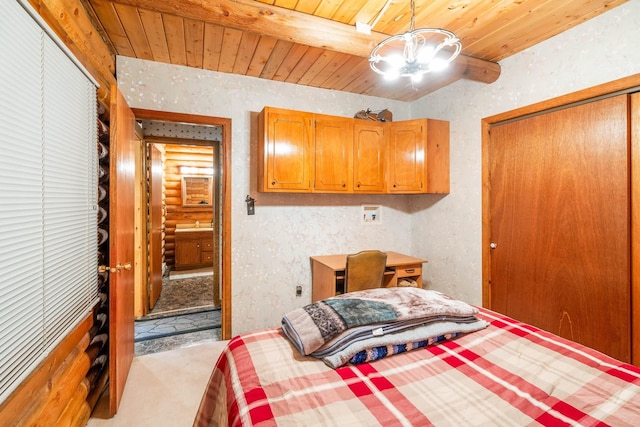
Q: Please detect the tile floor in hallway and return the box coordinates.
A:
[134,269,222,356]
[135,327,223,356]
[135,309,222,356]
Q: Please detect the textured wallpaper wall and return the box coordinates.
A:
[117,58,414,333]
[409,0,640,305]
[116,0,640,334]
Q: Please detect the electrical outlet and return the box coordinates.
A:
[296,285,302,296]
[361,204,382,224]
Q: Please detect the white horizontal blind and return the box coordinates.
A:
[0,0,47,401]
[42,35,98,348]
[0,0,98,403]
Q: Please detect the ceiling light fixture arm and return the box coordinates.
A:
[368,0,462,82]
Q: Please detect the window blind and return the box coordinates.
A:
[0,0,98,403]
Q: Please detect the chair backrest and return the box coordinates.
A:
[345,250,387,293]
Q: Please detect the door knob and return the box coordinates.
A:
[490,243,498,249]
[98,262,132,273]
[117,262,132,271]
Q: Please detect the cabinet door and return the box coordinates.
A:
[260,107,313,191]
[314,115,353,192]
[175,239,201,268]
[353,121,386,193]
[388,119,426,193]
[425,119,450,194]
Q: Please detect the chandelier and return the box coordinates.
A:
[368,0,462,83]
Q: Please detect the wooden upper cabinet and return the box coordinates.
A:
[258,107,313,192]
[388,119,426,193]
[353,121,386,193]
[314,115,353,192]
[257,106,449,194]
[424,118,450,194]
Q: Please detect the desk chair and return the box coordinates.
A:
[345,250,387,293]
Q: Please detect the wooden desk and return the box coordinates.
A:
[310,251,427,302]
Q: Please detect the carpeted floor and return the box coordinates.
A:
[147,274,215,318]
[88,340,228,426]
[135,272,221,355]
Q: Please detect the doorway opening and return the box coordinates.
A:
[144,138,221,316]
[130,109,232,353]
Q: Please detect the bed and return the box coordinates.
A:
[194,288,640,426]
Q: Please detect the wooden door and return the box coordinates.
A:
[489,94,630,361]
[388,119,426,193]
[314,114,353,192]
[109,86,136,414]
[148,145,163,309]
[353,121,386,193]
[260,107,313,191]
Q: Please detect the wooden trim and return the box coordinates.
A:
[134,136,147,317]
[144,135,218,147]
[481,118,492,308]
[482,72,640,364]
[132,108,232,340]
[631,92,640,365]
[485,74,640,124]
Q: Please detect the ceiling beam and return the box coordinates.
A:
[111,0,500,84]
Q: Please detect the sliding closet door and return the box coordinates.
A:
[488,94,630,362]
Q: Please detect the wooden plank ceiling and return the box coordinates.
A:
[83,0,626,102]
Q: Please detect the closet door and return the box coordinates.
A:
[488,94,630,362]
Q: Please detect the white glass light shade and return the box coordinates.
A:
[369,28,462,81]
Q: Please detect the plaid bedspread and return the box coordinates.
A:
[193,308,640,426]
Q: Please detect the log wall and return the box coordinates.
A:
[163,143,215,268]
[0,311,96,427]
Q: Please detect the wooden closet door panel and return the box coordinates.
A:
[489,94,630,362]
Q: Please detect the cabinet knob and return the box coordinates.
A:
[490,242,498,249]
[272,180,276,185]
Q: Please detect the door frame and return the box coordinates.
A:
[481,73,640,364]
[132,108,232,340]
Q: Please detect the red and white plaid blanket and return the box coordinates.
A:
[194,308,640,426]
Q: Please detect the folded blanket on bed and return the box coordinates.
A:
[311,314,480,358]
[322,318,488,368]
[281,287,479,355]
